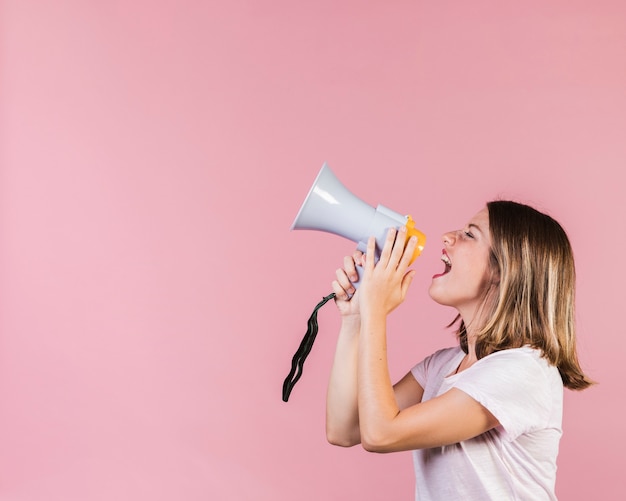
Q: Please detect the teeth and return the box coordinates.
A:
[441,254,451,266]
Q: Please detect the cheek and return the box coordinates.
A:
[475,267,494,292]
[473,251,494,284]
[480,257,499,288]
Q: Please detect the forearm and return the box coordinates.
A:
[326,316,361,447]
[357,309,400,451]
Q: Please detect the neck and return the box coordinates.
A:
[460,317,478,355]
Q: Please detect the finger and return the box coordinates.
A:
[335,266,356,297]
[378,227,397,267]
[332,278,353,301]
[335,266,355,291]
[343,255,359,283]
[389,226,407,267]
[394,233,417,271]
[352,250,364,264]
[401,269,416,297]
[398,234,418,270]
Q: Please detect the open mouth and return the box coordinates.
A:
[433,250,451,279]
[441,252,451,273]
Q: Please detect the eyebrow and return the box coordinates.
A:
[468,223,484,233]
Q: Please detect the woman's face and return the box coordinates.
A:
[428,207,495,323]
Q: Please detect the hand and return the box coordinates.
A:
[359,227,417,316]
[331,251,364,317]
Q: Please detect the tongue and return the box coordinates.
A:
[432,264,451,279]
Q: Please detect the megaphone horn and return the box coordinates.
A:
[291,163,426,283]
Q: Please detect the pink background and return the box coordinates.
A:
[1,1,624,499]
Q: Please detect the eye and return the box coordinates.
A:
[463,230,475,239]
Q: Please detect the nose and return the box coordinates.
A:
[442,231,456,246]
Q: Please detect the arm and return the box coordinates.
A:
[326,315,361,446]
[357,228,499,453]
[326,321,426,447]
[326,253,424,447]
[325,254,361,446]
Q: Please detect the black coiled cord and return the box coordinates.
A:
[282,292,336,402]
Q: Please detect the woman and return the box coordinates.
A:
[326,200,593,500]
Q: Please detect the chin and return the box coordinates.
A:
[428,285,449,306]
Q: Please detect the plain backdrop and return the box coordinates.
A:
[1,1,624,500]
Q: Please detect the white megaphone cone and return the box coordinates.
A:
[291,162,426,286]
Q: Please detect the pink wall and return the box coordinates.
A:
[1,1,624,499]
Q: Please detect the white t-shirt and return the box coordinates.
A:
[410,346,563,501]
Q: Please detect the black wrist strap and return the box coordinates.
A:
[282,292,336,402]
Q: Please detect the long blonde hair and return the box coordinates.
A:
[456,200,593,390]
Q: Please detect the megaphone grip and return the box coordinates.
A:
[282,292,336,402]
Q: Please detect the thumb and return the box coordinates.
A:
[401,270,416,296]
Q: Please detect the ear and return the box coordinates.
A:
[491,272,500,286]
[488,252,500,285]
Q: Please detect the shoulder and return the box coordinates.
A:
[474,346,558,380]
[421,346,464,370]
[411,346,463,382]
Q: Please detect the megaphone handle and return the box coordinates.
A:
[350,264,365,293]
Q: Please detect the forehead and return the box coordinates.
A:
[469,207,489,226]
[468,208,490,237]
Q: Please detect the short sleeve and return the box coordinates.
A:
[411,347,463,390]
[411,352,432,388]
[451,348,562,441]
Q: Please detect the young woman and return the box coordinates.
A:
[326,200,593,500]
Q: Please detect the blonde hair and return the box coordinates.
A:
[456,200,593,390]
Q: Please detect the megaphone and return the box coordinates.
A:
[291,162,426,284]
[282,163,426,403]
